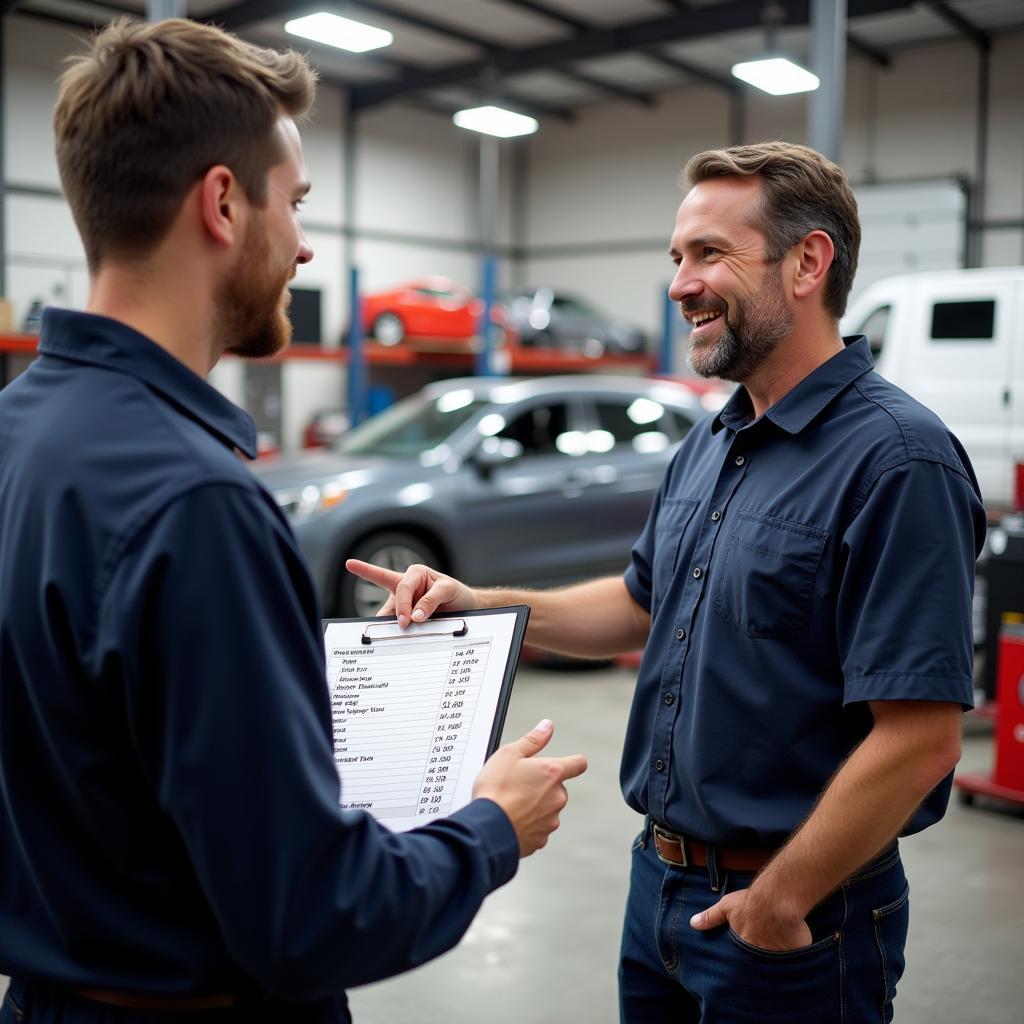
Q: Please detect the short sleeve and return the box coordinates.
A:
[837,458,985,708]
[624,476,668,612]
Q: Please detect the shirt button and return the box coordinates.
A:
[692,567,703,579]
[710,510,721,522]
[734,455,746,466]
[655,759,665,771]
[676,628,686,640]
[664,693,674,706]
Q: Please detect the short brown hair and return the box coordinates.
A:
[683,141,860,319]
[54,18,316,271]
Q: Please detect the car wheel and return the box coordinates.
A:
[337,531,442,618]
[372,312,405,346]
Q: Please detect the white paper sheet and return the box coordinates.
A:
[323,611,522,832]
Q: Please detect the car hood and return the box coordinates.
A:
[250,450,420,492]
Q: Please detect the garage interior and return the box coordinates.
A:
[1,1,1023,1022]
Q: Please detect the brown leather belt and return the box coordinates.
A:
[652,823,776,873]
[73,988,238,1011]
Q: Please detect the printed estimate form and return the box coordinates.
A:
[322,608,527,832]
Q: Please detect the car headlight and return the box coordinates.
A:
[274,481,348,521]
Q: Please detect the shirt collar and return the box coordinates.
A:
[712,336,874,437]
[38,307,258,459]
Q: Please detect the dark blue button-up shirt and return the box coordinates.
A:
[0,309,518,1015]
[623,337,986,848]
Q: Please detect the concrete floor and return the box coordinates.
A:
[3,663,1021,1022]
[349,662,1024,1024]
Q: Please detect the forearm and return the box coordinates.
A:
[474,576,650,658]
[747,701,962,924]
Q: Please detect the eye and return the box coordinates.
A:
[702,246,719,259]
[292,198,307,212]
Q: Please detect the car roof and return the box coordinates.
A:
[419,374,703,409]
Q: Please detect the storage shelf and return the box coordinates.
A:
[4,334,657,375]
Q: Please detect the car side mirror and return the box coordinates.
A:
[472,437,524,475]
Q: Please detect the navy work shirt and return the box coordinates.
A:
[622,337,986,848]
[0,309,518,1014]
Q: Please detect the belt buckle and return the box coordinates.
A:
[652,823,688,867]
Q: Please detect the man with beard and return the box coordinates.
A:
[0,18,587,1024]
[348,142,985,1022]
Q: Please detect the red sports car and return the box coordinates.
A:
[360,277,507,347]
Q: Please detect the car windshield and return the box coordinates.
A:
[335,391,490,457]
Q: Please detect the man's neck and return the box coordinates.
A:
[742,319,844,418]
[86,263,220,378]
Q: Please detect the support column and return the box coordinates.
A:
[146,1,186,20]
[476,135,501,377]
[807,0,847,161]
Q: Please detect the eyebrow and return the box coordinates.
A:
[668,234,732,257]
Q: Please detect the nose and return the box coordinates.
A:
[296,228,313,266]
[668,260,705,304]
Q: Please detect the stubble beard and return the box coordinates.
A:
[218,218,295,360]
[687,262,794,383]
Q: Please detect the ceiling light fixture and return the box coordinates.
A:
[731,1,819,96]
[452,105,539,139]
[731,57,820,95]
[285,12,393,53]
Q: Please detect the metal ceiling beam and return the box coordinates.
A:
[350,0,918,110]
[214,0,310,31]
[919,0,989,49]
[491,0,589,32]
[560,67,656,107]
[846,30,890,67]
[640,48,740,93]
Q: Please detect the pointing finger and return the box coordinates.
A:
[346,559,403,591]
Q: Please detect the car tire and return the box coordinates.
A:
[337,531,442,618]
[372,312,405,346]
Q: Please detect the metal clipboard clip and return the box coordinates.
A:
[361,618,469,645]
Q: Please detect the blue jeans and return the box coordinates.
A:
[619,825,910,1023]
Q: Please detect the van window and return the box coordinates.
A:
[930,300,995,340]
[853,305,890,360]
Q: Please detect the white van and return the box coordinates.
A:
[842,267,1024,515]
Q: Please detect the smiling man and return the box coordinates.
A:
[348,141,986,1022]
[0,18,587,1024]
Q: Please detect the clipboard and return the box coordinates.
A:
[322,606,530,831]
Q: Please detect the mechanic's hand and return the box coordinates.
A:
[345,559,478,627]
[689,888,813,951]
[472,719,588,857]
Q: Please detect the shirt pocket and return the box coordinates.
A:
[653,497,701,604]
[713,510,829,639]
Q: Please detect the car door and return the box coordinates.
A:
[451,396,600,586]
[563,393,695,570]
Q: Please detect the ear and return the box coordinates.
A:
[199,165,242,249]
[791,229,835,301]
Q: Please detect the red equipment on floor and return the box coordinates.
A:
[956,616,1024,810]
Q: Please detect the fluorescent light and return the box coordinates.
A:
[285,13,393,53]
[731,57,819,96]
[453,105,539,139]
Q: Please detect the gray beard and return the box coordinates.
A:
[688,264,793,382]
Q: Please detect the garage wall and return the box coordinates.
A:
[3,16,1023,447]
[1,15,520,346]
[523,31,1024,336]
